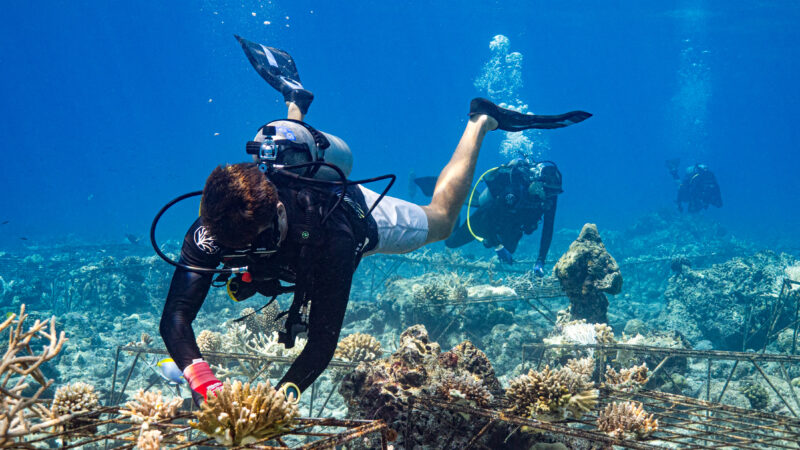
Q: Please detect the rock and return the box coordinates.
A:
[554,224,622,323]
[657,251,795,350]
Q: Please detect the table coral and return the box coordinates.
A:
[190,380,299,446]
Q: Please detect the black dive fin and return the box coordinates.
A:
[414,176,439,197]
[469,98,591,131]
[235,35,313,114]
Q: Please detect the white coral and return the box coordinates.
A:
[51,382,99,417]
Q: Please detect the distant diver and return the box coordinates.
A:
[416,159,562,274]
[666,158,722,213]
[154,35,592,407]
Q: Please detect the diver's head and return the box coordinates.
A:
[538,163,563,195]
[201,163,280,249]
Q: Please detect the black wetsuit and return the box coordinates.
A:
[160,175,376,392]
[445,166,557,262]
[677,166,722,213]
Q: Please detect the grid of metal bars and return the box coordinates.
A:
[17,407,390,449]
[410,388,800,449]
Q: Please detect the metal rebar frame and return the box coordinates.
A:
[410,388,800,449]
[522,342,800,418]
[108,346,357,419]
[17,407,391,449]
[410,278,565,342]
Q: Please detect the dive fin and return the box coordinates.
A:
[235,35,314,114]
[469,98,591,131]
[413,176,439,197]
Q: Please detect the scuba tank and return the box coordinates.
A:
[251,120,353,181]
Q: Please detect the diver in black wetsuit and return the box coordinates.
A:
[157,36,592,406]
[666,159,722,213]
[442,159,562,275]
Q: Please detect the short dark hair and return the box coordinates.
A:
[200,163,279,248]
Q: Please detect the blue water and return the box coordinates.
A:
[2,1,799,248]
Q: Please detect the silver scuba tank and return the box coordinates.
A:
[253,120,353,181]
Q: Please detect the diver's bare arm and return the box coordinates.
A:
[421,114,497,243]
[287,102,304,121]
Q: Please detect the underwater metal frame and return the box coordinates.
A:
[20,407,391,449]
[108,345,358,419]
[409,389,800,449]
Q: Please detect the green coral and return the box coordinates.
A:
[740,383,769,410]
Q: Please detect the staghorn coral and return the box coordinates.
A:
[120,389,182,423]
[433,373,493,408]
[335,332,383,363]
[0,304,68,447]
[136,422,163,450]
[190,380,299,446]
[597,401,658,440]
[604,364,649,392]
[197,329,223,353]
[505,366,597,421]
[50,382,99,417]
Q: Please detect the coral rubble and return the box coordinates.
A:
[597,401,658,440]
[190,380,299,446]
[554,224,622,324]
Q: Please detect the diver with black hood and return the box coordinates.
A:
[154,36,592,406]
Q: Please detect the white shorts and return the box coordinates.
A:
[358,186,429,256]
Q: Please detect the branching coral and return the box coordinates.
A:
[213,325,306,381]
[335,333,383,363]
[597,401,658,440]
[505,366,598,421]
[411,272,472,304]
[50,382,99,417]
[433,373,493,408]
[119,389,182,423]
[0,304,68,446]
[136,422,163,450]
[197,329,223,353]
[604,364,649,392]
[240,304,282,335]
[566,357,595,380]
[190,380,299,446]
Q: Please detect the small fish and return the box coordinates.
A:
[156,358,186,385]
[5,312,14,319]
[126,234,140,245]
[1,221,8,225]
[19,237,27,241]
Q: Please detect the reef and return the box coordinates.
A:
[554,224,623,323]
[190,380,299,446]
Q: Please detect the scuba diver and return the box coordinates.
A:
[418,159,561,274]
[155,36,592,406]
[666,158,722,213]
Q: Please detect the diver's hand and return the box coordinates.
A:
[533,259,546,277]
[183,359,223,404]
[495,246,513,264]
